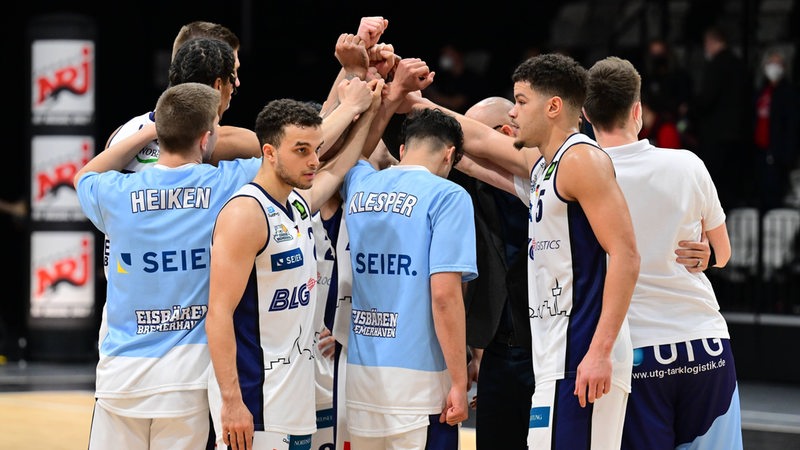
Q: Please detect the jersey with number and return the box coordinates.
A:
[528,133,632,391]
[208,184,317,435]
[76,158,260,416]
[342,160,478,422]
[605,140,728,347]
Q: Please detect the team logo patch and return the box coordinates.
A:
[292,199,308,219]
[273,224,294,243]
[271,247,304,271]
[529,406,550,428]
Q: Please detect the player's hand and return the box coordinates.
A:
[356,16,388,48]
[439,385,468,426]
[317,328,336,359]
[675,220,711,272]
[221,400,254,450]
[574,351,612,408]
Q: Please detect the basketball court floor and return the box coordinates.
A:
[1,361,799,449]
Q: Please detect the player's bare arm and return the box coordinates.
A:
[557,144,639,408]
[207,196,267,450]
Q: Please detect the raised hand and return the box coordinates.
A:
[356,16,388,48]
[335,33,368,77]
[367,42,398,80]
[385,58,435,103]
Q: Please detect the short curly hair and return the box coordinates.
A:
[254,98,323,148]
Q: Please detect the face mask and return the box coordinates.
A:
[439,55,454,70]
[764,63,784,82]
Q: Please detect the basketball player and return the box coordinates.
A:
[75,82,262,450]
[341,107,477,450]
[405,53,640,449]
[206,82,381,450]
[583,56,741,450]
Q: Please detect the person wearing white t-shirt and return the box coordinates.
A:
[583,56,742,450]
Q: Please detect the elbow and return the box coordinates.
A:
[632,252,641,280]
[714,249,731,268]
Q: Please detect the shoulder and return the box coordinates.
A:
[109,112,154,141]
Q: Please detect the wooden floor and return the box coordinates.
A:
[1,360,799,450]
[0,390,477,450]
[0,391,95,449]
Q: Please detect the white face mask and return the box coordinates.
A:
[764,63,784,82]
[439,55,454,70]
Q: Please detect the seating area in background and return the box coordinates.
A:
[711,203,800,315]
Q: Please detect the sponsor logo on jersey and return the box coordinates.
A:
[115,248,208,273]
[269,281,312,311]
[292,199,308,219]
[273,224,294,242]
[543,161,558,180]
[134,143,159,164]
[529,406,550,428]
[354,252,416,276]
[271,248,304,271]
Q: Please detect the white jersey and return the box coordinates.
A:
[311,211,335,409]
[109,111,160,173]
[528,133,632,391]
[331,207,353,349]
[605,140,728,348]
[208,184,318,435]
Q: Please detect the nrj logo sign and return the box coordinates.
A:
[33,235,91,297]
[31,39,94,125]
[31,135,93,221]
[30,231,94,319]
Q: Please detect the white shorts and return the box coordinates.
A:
[88,401,209,450]
[335,344,351,450]
[528,378,628,450]
[350,416,460,450]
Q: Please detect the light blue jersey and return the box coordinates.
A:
[76,158,260,404]
[342,160,477,420]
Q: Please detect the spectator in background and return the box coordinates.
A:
[641,38,693,143]
[752,47,799,212]
[690,25,753,211]
[640,95,683,149]
[424,43,485,114]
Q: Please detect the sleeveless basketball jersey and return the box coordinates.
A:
[75,158,261,411]
[331,206,353,349]
[311,211,335,409]
[528,133,632,391]
[208,183,317,435]
[342,160,478,418]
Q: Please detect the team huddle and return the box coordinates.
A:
[74,15,742,450]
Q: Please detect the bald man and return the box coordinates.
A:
[462,97,534,450]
